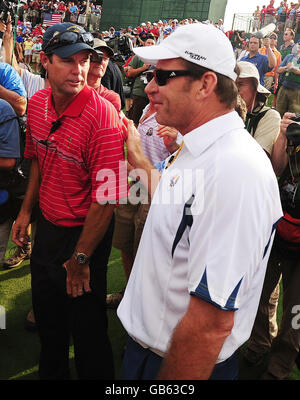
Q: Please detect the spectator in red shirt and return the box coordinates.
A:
[261,5,267,26]
[265,0,277,25]
[87,39,121,113]
[12,22,127,380]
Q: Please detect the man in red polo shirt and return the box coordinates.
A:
[12,22,127,380]
[87,38,121,113]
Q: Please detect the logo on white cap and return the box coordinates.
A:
[185,51,207,62]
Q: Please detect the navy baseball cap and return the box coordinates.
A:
[42,22,96,58]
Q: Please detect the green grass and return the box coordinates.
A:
[0,241,299,380]
[0,245,127,380]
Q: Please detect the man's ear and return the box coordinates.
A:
[40,51,49,70]
[194,71,218,101]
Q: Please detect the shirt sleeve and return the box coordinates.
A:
[254,109,281,155]
[0,101,20,158]
[0,63,27,97]
[87,100,128,204]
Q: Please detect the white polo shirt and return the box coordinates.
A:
[117,111,283,363]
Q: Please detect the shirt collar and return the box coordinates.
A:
[48,85,92,118]
[183,111,245,158]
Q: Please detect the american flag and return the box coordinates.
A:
[43,13,63,27]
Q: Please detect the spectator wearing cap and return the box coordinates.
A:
[236,61,281,158]
[237,40,249,61]
[117,23,282,380]
[12,22,127,380]
[23,35,34,65]
[259,33,281,91]
[87,38,121,113]
[241,35,276,86]
[216,18,225,32]
[276,39,300,116]
[97,39,126,111]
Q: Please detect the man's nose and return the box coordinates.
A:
[145,76,158,95]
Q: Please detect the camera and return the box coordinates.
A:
[0,0,19,25]
[286,113,300,145]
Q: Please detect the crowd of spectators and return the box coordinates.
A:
[252,0,300,33]
[0,0,300,381]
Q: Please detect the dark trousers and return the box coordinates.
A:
[122,337,239,380]
[30,212,115,380]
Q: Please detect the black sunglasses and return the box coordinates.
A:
[44,30,94,52]
[90,54,103,63]
[90,54,110,63]
[152,69,194,86]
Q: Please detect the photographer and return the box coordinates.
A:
[243,112,300,379]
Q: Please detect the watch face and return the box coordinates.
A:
[77,254,87,264]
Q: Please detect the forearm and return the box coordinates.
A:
[75,202,115,257]
[20,158,40,216]
[127,65,147,78]
[0,85,26,115]
[0,157,16,170]
[2,31,13,65]
[266,47,276,69]
[3,34,21,75]
[271,133,288,176]
[157,310,231,380]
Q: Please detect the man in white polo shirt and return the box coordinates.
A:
[118,23,283,380]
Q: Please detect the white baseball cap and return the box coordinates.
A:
[133,23,237,80]
[237,61,271,95]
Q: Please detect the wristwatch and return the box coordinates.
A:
[73,251,90,265]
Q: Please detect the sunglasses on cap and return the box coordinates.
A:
[90,54,110,63]
[44,30,94,52]
[150,69,195,86]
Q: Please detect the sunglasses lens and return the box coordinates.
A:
[91,55,103,63]
[155,70,167,86]
[146,72,153,82]
[46,31,94,51]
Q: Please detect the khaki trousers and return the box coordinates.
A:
[247,242,300,379]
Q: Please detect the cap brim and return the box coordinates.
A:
[257,83,271,95]
[94,45,114,58]
[50,43,97,58]
[133,44,178,65]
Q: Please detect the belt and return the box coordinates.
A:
[130,335,165,358]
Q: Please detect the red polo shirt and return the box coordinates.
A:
[95,84,121,113]
[25,85,128,227]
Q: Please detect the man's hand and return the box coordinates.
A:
[63,257,92,298]
[157,125,179,153]
[263,37,270,48]
[271,112,295,176]
[126,119,145,168]
[0,20,6,33]
[280,112,296,136]
[12,212,31,247]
